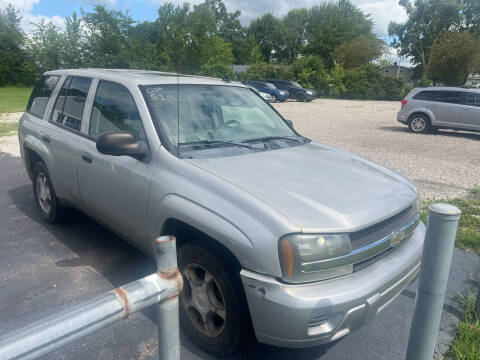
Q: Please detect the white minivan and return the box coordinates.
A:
[397,87,480,133]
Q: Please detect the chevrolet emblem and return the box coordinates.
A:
[390,229,405,247]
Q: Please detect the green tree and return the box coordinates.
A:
[290,55,325,89]
[305,0,374,68]
[28,20,64,73]
[0,4,35,85]
[273,8,308,63]
[389,0,462,80]
[82,5,134,68]
[249,13,280,62]
[463,0,480,36]
[429,32,480,85]
[62,12,84,68]
[333,35,386,69]
[249,45,263,64]
[200,0,248,64]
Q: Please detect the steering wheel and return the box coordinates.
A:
[224,119,241,127]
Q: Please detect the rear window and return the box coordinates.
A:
[51,76,92,131]
[26,75,61,118]
[436,91,462,104]
[464,92,480,107]
[413,91,436,101]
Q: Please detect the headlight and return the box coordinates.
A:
[306,90,313,95]
[279,233,352,283]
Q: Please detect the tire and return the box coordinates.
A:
[297,93,307,102]
[273,94,280,103]
[408,114,431,133]
[32,162,71,224]
[178,242,251,356]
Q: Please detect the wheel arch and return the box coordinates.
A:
[161,218,242,272]
[407,110,433,125]
[23,146,46,180]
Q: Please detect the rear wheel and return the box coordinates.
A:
[32,162,71,223]
[178,242,251,356]
[408,114,431,133]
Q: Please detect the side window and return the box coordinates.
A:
[413,91,436,101]
[89,81,144,140]
[51,76,92,131]
[436,91,462,104]
[26,75,60,118]
[464,92,480,107]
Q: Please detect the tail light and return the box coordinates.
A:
[401,99,408,108]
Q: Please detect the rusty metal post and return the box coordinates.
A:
[155,236,182,360]
[406,203,461,360]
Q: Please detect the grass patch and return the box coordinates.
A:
[0,86,32,114]
[446,275,480,360]
[0,122,18,137]
[421,188,480,254]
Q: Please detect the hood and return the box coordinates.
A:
[186,142,417,232]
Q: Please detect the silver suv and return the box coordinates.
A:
[19,69,425,355]
[398,86,480,133]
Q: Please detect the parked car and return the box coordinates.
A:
[397,87,480,133]
[246,85,274,102]
[259,91,273,102]
[20,69,425,356]
[266,79,316,101]
[243,80,289,102]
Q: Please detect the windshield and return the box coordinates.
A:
[291,82,302,88]
[142,84,300,156]
[265,83,277,90]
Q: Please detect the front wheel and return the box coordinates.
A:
[178,242,251,356]
[408,114,431,133]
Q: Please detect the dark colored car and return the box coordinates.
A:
[267,79,316,102]
[243,81,289,102]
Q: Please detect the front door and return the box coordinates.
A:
[77,80,155,249]
[460,92,480,130]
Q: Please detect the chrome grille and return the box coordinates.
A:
[350,205,418,250]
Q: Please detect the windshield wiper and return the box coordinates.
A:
[242,135,307,143]
[178,139,256,149]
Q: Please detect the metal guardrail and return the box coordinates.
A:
[0,236,183,360]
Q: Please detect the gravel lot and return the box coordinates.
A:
[2,100,479,199]
[273,99,480,199]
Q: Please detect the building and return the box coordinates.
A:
[381,63,412,84]
[465,73,480,88]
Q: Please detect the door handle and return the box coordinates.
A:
[40,133,51,143]
[81,152,93,164]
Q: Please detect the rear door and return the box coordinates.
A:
[77,80,155,248]
[432,91,463,126]
[460,92,480,130]
[43,76,92,202]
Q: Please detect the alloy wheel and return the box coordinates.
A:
[181,263,227,338]
[410,117,426,132]
[36,173,52,214]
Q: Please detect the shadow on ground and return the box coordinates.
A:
[377,126,480,140]
[6,170,331,360]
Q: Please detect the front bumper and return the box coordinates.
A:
[240,222,425,348]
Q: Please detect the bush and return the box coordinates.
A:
[198,63,234,79]
[246,62,280,81]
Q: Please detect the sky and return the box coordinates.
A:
[0,0,409,64]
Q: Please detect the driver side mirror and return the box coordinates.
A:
[285,119,294,128]
[96,131,147,159]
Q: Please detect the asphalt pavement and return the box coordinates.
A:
[0,152,478,360]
